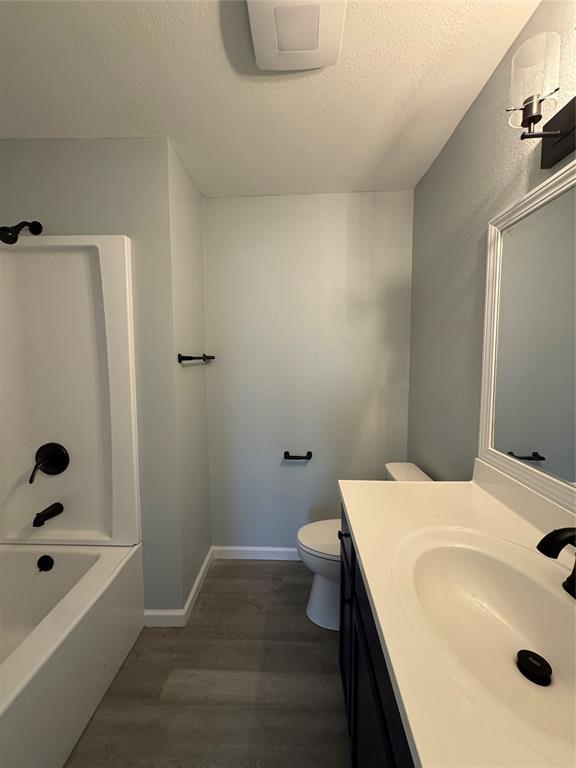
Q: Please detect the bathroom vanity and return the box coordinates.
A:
[339,507,414,768]
[338,162,576,768]
[338,466,575,768]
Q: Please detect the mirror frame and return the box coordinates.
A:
[479,159,576,511]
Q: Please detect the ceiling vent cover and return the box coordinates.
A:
[247,0,347,71]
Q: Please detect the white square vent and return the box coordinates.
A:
[247,0,347,71]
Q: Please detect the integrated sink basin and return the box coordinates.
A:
[393,527,575,765]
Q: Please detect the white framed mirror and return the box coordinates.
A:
[479,160,575,511]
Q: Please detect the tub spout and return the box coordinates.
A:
[33,502,64,527]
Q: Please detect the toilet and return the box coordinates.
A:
[296,462,432,630]
[296,518,341,630]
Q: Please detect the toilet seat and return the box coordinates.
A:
[296,519,340,561]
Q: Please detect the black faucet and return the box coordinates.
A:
[33,502,64,527]
[536,528,575,599]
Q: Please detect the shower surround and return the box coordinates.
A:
[0,235,142,767]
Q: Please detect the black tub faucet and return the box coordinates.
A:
[536,528,576,599]
[33,502,64,527]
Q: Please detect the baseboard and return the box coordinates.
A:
[144,546,214,627]
[212,546,299,561]
[143,545,300,626]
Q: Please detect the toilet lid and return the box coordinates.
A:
[297,519,341,560]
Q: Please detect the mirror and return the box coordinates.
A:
[480,161,575,508]
[494,186,575,483]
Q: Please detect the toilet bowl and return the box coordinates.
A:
[296,519,341,631]
[297,462,433,631]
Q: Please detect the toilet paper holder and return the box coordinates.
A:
[283,451,312,462]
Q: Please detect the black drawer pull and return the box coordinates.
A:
[338,530,350,541]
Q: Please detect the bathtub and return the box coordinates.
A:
[0,543,143,768]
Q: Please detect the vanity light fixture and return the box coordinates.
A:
[506,32,561,141]
[506,32,575,168]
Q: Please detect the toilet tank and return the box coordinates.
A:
[384,462,432,481]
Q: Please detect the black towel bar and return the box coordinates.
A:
[507,451,546,462]
[283,451,313,461]
[177,354,215,364]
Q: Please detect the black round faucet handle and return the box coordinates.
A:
[29,443,69,484]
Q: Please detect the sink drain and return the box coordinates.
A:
[516,649,552,686]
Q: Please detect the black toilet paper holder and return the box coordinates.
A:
[283,451,312,462]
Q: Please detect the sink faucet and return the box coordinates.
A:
[536,528,575,599]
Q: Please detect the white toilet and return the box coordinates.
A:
[296,518,342,630]
[296,462,432,630]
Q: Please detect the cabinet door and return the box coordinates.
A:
[339,546,353,731]
[352,609,394,768]
[354,559,415,768]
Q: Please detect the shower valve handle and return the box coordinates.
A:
[29,443,70,484]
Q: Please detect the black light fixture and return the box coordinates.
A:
[505,32,575,168]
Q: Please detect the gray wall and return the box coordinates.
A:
[205,192,413,545]
[167,143,211,598]
[407,0,576,480]
[0,137,211,609]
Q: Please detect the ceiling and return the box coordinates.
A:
[0,1,538,197]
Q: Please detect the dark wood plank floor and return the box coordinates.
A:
[66,560,351,768]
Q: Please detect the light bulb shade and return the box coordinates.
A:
[508,32,560,128]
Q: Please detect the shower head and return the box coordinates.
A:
[0,220,43,245]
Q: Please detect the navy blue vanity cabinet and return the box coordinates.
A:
[339,513,354,732]
[339,507,415,768]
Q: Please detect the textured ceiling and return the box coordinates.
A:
[0,1,538,196]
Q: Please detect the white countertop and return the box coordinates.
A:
[339,460,575,768]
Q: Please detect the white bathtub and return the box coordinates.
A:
[0,543,143,768]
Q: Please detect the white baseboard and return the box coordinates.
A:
[143,545,300,627]
[212,546,299,561]
[144,546,214,628]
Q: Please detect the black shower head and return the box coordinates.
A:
[27,220,43,236]
[0,220,43,245]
